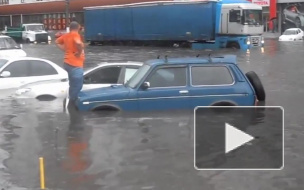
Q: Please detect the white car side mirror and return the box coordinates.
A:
[0,71,11,78]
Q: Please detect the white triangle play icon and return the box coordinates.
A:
[225,123,254,154]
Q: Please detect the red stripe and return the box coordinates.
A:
[269,0,277,20]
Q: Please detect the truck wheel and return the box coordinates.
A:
[89,41,96,45]
[26,39,30,43]
[245,71,266,101]
[227,42,240,49]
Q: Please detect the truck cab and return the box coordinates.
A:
[219,3,264,48]
[21,23,50,43]
[3,23,50,44]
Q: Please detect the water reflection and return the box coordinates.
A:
[60,104,99,190]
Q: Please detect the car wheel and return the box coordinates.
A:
[26,38,30,43]
[36,95,57,101]
[295,17,301,28]
[245,71,266,101]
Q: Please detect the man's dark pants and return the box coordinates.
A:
[64,63,83,103]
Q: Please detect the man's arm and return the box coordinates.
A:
[55,36,65,51]
[74,37,84,57]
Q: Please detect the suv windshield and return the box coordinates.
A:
[26,25,44,31]
[283,30,297,35]
[242,10,262,25]
[0,59,8,68]
[0,37,20,50]
[126,64,151,88]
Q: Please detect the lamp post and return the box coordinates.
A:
[65,0,70,32]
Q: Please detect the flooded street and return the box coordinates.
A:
[0,40,304,190]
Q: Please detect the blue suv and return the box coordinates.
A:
[76,55,265,111]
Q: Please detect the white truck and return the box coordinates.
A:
[3,23,51,43]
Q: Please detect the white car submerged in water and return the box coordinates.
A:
[279,28,304,41]
[14,62,143,100]
[0,57,67,90]
[0,35,26,58]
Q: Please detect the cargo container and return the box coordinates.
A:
[84,0,264,50]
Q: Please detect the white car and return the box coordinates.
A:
[0,57,67,90]
[0,35,26,58]
[279,28,304,41]
[14,62,143,100]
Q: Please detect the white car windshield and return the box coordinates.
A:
[126,65,151,88]
[26,25,44,31]
[0,59,8,68]
[0,38,20,50]
[283,30,297,35]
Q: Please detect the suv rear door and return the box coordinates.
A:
[188,64,250,107]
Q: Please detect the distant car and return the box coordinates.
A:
[283,5,304,28]
[14,62,142,100]
[76,55,266,112]
[279,28,304,41]
[0,57,67,90]
[0,35,26,58]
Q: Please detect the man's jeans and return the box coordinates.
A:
[64,63,83,101]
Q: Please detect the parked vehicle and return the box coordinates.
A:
[84,0,264,50]
[2,23,50,43]
[76,55,266,112]
[283,5,304,28]
[14,62,142,100]
[55,31,67,39]
[279,28,304,41]
[0,35,26,58]
[0,57,67,90]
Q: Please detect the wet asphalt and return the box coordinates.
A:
[0,40,303,189]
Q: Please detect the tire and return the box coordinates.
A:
[245,71,266,101]
[26,39,30,43]
[295,17,301,28]
[227,42,240,49]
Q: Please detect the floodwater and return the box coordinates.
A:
[0,40,304,189]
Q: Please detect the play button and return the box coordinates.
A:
[194,106,283,170]
[225,123,255,153]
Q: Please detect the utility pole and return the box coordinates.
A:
[65,0,70,32]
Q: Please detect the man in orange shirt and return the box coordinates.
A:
[55,21,85,106]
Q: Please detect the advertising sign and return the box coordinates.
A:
[251,0,270,6]
[281,3,304,31]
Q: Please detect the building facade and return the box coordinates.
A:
[0,0,166,30]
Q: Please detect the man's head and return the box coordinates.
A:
[70,21,80,32]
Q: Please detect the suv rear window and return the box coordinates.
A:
[191,66,233,86]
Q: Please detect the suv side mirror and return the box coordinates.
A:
[141,81,150,90]
[0,71,11,78]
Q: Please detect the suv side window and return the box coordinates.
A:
[2,60,30,77]
[124,67,138,84]
[85,66,122,84]
[30,60,58,76]
[191,66,233,86]
[147,67,187,88]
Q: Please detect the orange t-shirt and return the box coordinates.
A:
[56,31,85,67]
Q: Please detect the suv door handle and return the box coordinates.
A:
[179,90,189,94]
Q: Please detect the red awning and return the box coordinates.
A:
[0,0,171,15]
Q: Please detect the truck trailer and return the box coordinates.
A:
[84,0,264,50]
